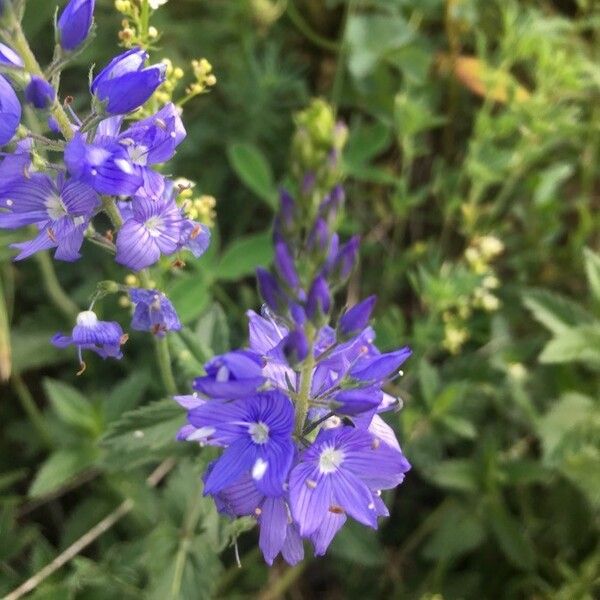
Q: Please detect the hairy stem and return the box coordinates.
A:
[294,325,316,438]
[4,458,175,600]
[12,373,54,449]
[169,483,204,600]
[6,5,74,141]
[35,252,79,321]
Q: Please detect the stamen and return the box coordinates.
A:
[76,361,87,376]
[329,505,345,514]
[371,438,380,450]
[254,507,262,516]
[120,334,129,345]
[306,479,317,489]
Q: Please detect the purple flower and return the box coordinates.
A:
[65,132,143,196]
[209,472,304,566]
[91,48,166,115]
[332,235,360,281]
[58,0,95,51]
[0,173,99,261]
[257,267,287,313]
[289,426,410,536]
[306,275,331,320]
[24,76,55,109]
[338,296,376,339]
[179,219,210,257]
[115,194,181,270]
[189,390,295,496]
[52,310,127,370]
[0,42,23,68]
[129,288,181,336]
[193,350,265,399]
[274,241,299,289]
[0,75,21,146]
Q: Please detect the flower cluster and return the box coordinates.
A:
[0,0,210,370]
[176,101,411,564]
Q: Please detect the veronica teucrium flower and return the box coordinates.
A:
[52,310,127,370]
[57,0,95,51]
[0,75,21,146]
[188,390,295,497]
[0,173,100,261]
[129,288,181,336]
[289,426,410,536]
[115,194,181,270]
[91,48,166,115]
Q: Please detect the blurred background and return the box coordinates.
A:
[1,0,599,598]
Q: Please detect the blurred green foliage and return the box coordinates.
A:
[1,0,599,598]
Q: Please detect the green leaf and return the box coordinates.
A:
[11,329,70,374]
[227,143,277,208]
[104,370,150,424]
[168,274,210,324]
[423,503,485,561]
[418,359,440,405]
[486,500,535,571]
[523,289,593,335]
[43,379,99,435]
[538,325,600,367]
[100,399,185,470]
[347,14,414,78]
[345,121,391,166]
[330,519,385,566]
[425,459,479,493]
[194,303,230,357]
[583,247,600,305]
[29,448,96,498]
[216,231,273,281]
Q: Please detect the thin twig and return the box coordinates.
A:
[5,458,176,600]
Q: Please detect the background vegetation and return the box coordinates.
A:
[1,0,599,598]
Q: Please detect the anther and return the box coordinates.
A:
[76,361,87,376]
[306,479,317,489]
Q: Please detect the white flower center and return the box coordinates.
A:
[127,143,149,166]
[252,458,268,480]
[145,216,163,237]
[46,193,67,220]
[318,446,344,474]
[248,421,270,444]
[76,310,98,328]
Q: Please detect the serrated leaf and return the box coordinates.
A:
[216,231,273,282]
[44,379,99,435]
[486,500,535,571]
[538,325,600,367]
[11,328,70,374]
[194,303,230,358]
[523,289,593,335]
[227,143,277,208]
[29,448,96,498]
[104,370,150,424]
[100,399,184,470]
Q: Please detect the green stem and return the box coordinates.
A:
[12,373,53,449]
[101,196,124,229]
[6,5,74,141]
[169,485,204,600]
[35,252,79,321]
[286,1,340,52]
[154,335,177,396]
[258,562,308,600]
[294,325,316,437]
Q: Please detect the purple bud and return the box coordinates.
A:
[256,268,286,313]
[58,0,95,51]
[290,303,306,326]
[0,75,21,146]
[306,276,331,320]
[333,235,360,280]
[25,76,55,109]
[274,241,299,289]
[307,218,330,254]
[279,189,295,228]
[319,184,345,222]
[301,171,316,195]
[47,116,60,134]
[0,42,23,68]
[91,48,166,115]
[339,295,376,338]
[282,328,309,366]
